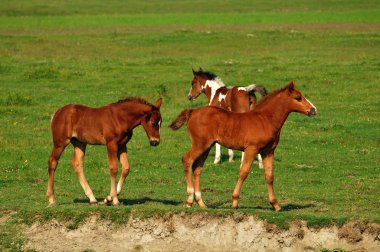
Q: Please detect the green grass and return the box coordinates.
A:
[1,0,380,250]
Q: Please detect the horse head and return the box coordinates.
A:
[286,81,317,117]
[188,68,207,101]
[141,97,163,146]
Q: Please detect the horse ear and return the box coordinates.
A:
[192,68,196,75]
[199,67,203,72]
[288,80,296,93]
[155,97,162,109]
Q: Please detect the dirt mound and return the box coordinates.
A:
[23,214,380,252]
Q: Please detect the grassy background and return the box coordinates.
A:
[1,0,379,250]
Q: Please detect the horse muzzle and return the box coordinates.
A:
[188,95,195,101]
[150,139,160,147]
[307,107,317,117]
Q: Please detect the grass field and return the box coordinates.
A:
[1,0,380,250]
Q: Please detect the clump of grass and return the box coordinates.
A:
[0,93,32,106]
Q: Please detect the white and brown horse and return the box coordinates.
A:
[47,97,162,206]
[171,81,317,211]
[188,68,267,166]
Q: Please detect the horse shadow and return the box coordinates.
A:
[73,196,182,206]
[208,202,316,212]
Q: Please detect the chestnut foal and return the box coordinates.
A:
[171,81,317,211]
[188,68,267,166]
[47,97,162,206]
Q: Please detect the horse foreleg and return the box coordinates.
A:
[47,144,67,206]
[116,146,130,195]
[71,140,97,205]
[182,144,210,208]
[213,143,221,164]
[193,149,211,208]
[262,153,281,211]
[232,147,256,208]
[106,142,120,206]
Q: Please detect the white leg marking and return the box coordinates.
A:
[228,149,234,162]
[257,154,263,169]
[214,143,221,164]
[195,192,202,201]
[240,152,245,169]
[187,187,194,203]
[305,98,317,111]
[187,187,195,195]
[117,183,122,194]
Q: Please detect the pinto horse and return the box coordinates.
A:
[189,68,267,166]
[170,81,317,211]
[47,97,163,206]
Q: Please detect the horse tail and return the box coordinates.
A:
[246,84,268,97]
[169,109,193,130]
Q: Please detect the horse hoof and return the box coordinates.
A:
[199,204,207,209]
[89,201,98,206]
[47,203,55,208]
[274,205,282,212]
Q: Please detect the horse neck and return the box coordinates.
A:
[113,102,151,129]
[202,78,225,104]
[255,92,292,131]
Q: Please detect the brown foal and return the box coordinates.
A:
[47,97,162,206]
[188,68,267,165]
[170,81,317,211]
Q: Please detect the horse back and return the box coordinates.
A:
[209,87,251,113]
[51,104,111,145]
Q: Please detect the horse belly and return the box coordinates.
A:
[217,132,245,151]
[72,110,107,145]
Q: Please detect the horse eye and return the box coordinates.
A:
[152,122,157,127]
[295,96,302,102]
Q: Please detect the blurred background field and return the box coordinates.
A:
[0,1,379,249]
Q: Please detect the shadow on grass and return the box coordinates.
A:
[73,196,182,206]
[207,202,316,212]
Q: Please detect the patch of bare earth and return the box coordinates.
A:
[23,214,380,252]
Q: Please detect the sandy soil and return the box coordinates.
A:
[22,214,380,252]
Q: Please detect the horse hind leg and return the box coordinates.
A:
[71,139,97,205]
[47,142,69,206]
[182,143,212,208]
[228,149,234,162]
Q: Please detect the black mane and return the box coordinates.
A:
[194,69,218,80]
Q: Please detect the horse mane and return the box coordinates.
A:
[113,97,155,108]
[255,85,288,109]
[194,69,218,80]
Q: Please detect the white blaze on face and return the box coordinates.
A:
[305,98,317,111]
[158,119,162,135]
